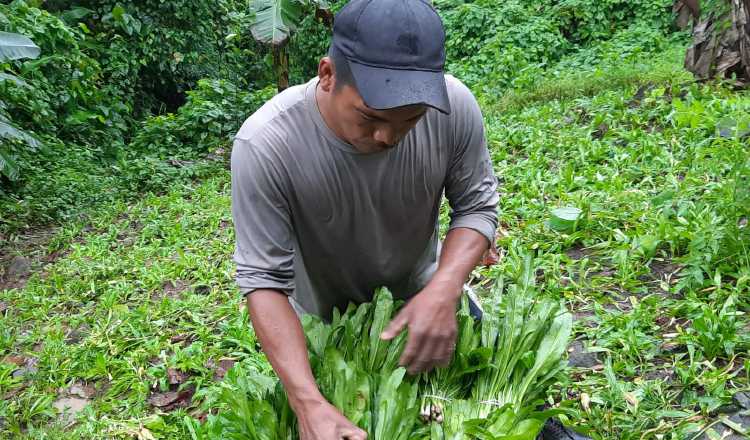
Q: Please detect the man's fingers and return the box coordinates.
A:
[406,334,439,374]
[398,325,421,367]
[341,427,368,440]
[409,330,456,373]
[380,309,409,340]
[436,338,456,368]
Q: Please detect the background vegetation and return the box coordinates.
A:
[1,0,749,439]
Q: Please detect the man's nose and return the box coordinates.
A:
[373,126,398,146]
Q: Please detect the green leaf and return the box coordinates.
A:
[112,4,126,22]
[249,0,303,46]
[368,287,395,370]
[548,206,582,233]
[0,118,43,150]
[0,147,19,180]
[0,31,41,61]
[0,72,29,87]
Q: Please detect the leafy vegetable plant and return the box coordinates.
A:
[190,268,573,440]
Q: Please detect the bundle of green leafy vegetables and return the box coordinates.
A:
[186,258,573,440]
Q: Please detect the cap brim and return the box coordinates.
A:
[347,60,451,115]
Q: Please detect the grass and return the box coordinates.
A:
[1,40,750,439]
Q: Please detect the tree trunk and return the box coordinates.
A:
[684,0,750,85]
[274,45,289,92]
[673,0,700,29]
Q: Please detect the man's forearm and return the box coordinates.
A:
[245,289,324,411]
[429,227,489,299]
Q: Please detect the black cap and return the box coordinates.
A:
[331,0,451,114]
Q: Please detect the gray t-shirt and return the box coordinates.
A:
[231,76,498,320]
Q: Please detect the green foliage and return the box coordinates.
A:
[49,0,254,114]
[0,82,272,232]
[131,80,276,156]
[437,0,676,95]
[0,26,45,180]
[191,286,571,439]
[0,1,129,183]
[552,0,674,43]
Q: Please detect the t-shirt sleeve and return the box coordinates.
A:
[444,79,499,243]
[231,137,295,296]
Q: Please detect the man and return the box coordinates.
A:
[231,0,587,439]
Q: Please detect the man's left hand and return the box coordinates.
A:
[380,282,460,375]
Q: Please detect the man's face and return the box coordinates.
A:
[329,84,427,154]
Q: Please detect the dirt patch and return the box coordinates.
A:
[565,243,596,261]
[206,358,237,381]
[154,280,190,300]
[647,259,682,282]
[642,367,675,382]
[627,83,656,108]
[64,324,90,344]
[0,226,61,291]
[572,310,597,327]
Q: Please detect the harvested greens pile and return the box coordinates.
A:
[187,266,573,440]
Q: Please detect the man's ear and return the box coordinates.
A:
[318,57,335,92]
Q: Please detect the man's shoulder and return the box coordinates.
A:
[234,79,314,145]
[444,75,479,110]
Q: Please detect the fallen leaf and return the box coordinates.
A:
[580,393,591,413]
[139,427,157,440]
[148,387,194,411]
[2,355,25,367]
[148,391,180,408]
[169,334,194,344]
[167,368,189,385]
[624,392,639,409]
[213,358,236,381]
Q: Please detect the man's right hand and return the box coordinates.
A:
[293,398,367,440]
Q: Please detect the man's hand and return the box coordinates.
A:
[380,227,490,375]
[293,397,368,440]
[380,282,460,374]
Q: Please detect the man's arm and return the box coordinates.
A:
[246,290,367,440]
[246,290,322,410]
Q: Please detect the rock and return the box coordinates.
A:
[7,355,38,378]
[53,397,89,424]
[6,256,31,278]
[733,391,750,409]
[567,340,600,369]
[68,383,96,399]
